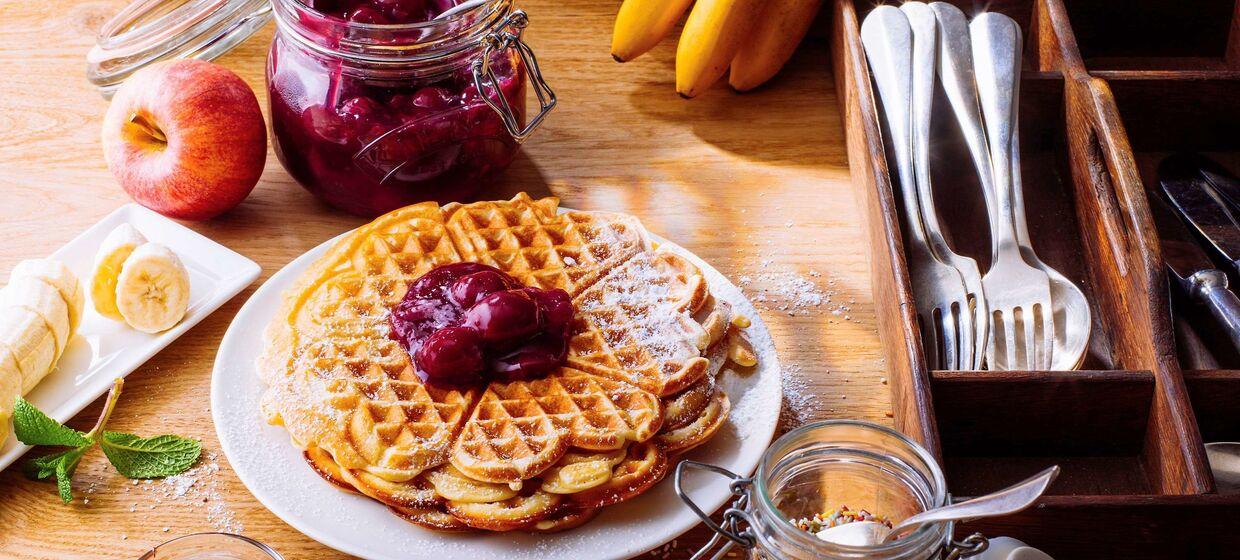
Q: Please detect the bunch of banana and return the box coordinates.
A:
[612,0,823,97]
[0,259,83,446]
[90,224,190,334]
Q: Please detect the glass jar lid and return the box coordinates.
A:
[86,0,273,96]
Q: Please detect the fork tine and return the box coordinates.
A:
[1040,303,1055,369]
[970,293,987,370]
[956,299,975,370]
[1021,305,1037,369]
[1003,310,1019,369]
[920,312,941,370]
[940,307,959,370]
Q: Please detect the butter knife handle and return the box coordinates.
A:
[1189,270,1240,354]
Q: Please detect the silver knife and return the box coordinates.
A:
[1148,189,1240,354]
[1162,153,1240,217]
[1159,157,1240,277]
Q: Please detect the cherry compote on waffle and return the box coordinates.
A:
[389,263,574,387]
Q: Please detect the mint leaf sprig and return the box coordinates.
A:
[15,378,201,503]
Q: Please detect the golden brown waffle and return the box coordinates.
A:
[530,507,600,533]
[539,447,628,495]
[444,194,650,298]
[568,441,669,510]
[662,376,716,432]
[261,202,476,482]
[261,194,744,533]
[567,250,717,397]
[445,489,564,531]
[390,505,470,532]
[657,389,731,455]
[450,368,661,483]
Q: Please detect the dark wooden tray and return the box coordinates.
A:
[830,0,1240,556]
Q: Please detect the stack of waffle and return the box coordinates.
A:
[259,194,741,532]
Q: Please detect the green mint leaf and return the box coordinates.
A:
[23,447,88,503]
[55,447,87,504]
[23,448,77,480]
[12,397,91,448]
[99,432,201,479]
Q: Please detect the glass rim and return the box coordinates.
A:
[86,0,272,95]
[752,419,950,556]
[270,0,513,65]
[139,532,284,560]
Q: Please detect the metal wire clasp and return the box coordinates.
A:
[471,10,556,142]
[945,533,989,559]
[675,461,757,560]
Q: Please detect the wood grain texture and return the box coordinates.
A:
[834,0,1240,556]
[0,1,883,559]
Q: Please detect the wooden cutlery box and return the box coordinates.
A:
[831,0,1240,556]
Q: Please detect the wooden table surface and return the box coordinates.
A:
[0,1,888,558]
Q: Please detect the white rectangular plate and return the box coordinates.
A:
[0,203,260,472]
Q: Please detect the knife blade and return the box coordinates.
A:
[1148,189,1240,354]
[1161,153,1240,216]
[1159,156,1240,276]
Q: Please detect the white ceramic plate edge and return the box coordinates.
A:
[211,218,781,560]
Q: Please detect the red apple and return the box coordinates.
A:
[102,59,267,221]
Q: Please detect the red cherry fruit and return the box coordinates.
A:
[492,333,568,381]
[389,296,460,348]
[415,326,485,384]
[338,96,387,123]
[524,288,573,332]
[463,289,543,343]
[409,262,504,299]
[344,5,389,23]
[450,270,515,309]
[412,87,455,111]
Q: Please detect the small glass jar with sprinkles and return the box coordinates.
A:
[675,420,987,560]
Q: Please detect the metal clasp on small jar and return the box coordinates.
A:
[472,10,556,142]
[675,459,991,560]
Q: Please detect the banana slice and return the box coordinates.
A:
[90,223,148,321]
[0,347,21,447]
[12,259,83,335]
[0,276,71,360]
[0,308,57,394]
[114,243,190,333]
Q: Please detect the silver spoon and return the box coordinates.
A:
[883,465,1059,542]
[1206,442,1240,493]
[932,3,1088,370]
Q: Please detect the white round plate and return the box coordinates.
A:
[212,222,782,560]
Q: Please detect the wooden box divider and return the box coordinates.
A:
[830,0,1240,555]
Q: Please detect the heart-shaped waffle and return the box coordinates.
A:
[657,389,731,455]
[567,250,715,397]
[450,368,661,483]
[568,441,669,509]
[444,194,650,298]
[445,489,564,531]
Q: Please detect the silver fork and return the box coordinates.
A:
[933,3,1086,370]
[970,13,1055,369]
[901,2,987,370]
[862,6,975,370]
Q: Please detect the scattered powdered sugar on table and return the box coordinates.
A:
[736,265,858,322]
[131,451,243,533]
[779,364,825,428]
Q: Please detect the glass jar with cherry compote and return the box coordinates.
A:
[267,0,555,216]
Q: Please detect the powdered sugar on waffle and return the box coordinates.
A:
[586,252,704,365]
